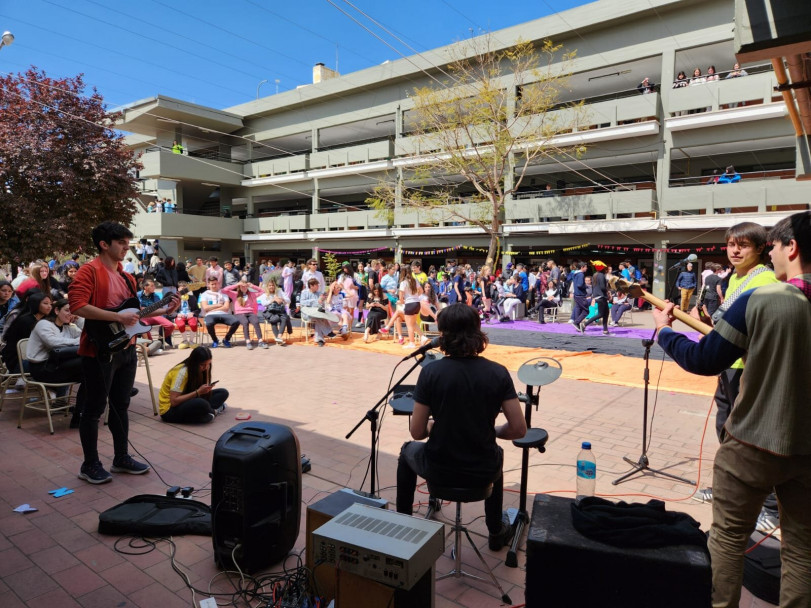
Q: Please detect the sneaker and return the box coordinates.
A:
[379,327,389,334]
[211,341,219,348]
[488,513,515,551]
[567,319,575,325]
[340,325,348,336]
[260,341,269,349]
[222,340,232,348]
[130,388,139,397]
[402,343,416,349]
[576,322,586,334]
[215,403,227,415]
[692,487,713,503]
[327,331,336,338]
[207,413,216,423]
[419,336,429,346]
[246,342,254,351]
[78,461,112,484]
[602,330,610,336]
[317,340,325,347]
[355,322,365,329]
[177,341,190,350]
[274,337,285,345]
[163,342,173,350]
[755,509,779,533]
[110,455,150,475]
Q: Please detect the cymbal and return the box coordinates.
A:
[517,357,562,386]
[301,306,340,322]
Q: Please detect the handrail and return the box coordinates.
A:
[514,179,655,199]
[668,168,795,187]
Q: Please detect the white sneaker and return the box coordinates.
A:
[246,342,254,350]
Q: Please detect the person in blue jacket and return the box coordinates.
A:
[675,262,697,312]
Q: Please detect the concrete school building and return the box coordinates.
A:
[119,0,809,298]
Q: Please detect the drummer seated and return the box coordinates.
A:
[300,278,332,347]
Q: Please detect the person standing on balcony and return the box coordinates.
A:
[672,71,689,89]
[718,166,741,184]
[171,140,184,155]
[725,63,748,79]
[637,77,655,94]
[675,262,697,312]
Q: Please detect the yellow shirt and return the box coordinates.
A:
[726,264,779,369]
[159,364,188,415]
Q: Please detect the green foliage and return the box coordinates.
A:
[366,35,582,265]
[322,252,340,283]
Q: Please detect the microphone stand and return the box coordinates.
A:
[346,353,426,498]
[613,326,694,486]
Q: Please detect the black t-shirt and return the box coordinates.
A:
[413,356,517,485]
[703,274,721,301]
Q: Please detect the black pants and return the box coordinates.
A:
[265,313,293,337]
[583,297,609,330]
[161,388,229,424]
[80,347,136,465]
[204,314,239,342]
[396,441,504,534]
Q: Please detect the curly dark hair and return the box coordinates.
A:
[437,303,488,357]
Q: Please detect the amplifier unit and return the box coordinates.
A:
[312,504,444,590]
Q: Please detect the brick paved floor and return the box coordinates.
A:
[0,312,773,606]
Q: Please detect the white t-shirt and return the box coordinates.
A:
[199,290,230,316]
[399,280,421,304]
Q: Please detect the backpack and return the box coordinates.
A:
[98,494,211,536]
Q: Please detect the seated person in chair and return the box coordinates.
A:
[396,304,527,550]
[198,278,240,348]
[300,278,331,347]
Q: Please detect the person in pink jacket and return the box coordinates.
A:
[222,278,266,350]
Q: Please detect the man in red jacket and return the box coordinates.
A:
[69,222,177,484]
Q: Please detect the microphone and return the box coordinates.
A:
[401,336,441,361]
[669,253,697,270]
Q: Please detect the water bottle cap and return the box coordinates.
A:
[581,441,591,449]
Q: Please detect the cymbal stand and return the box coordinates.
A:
[346,354,426,498]
[505,384,549,568]
[612,332,694,486]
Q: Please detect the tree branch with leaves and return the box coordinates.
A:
[0,68,140,264]
[368,36,584,266]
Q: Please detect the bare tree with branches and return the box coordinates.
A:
[367,37,583,266]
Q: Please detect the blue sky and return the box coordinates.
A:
[1,0,589,110]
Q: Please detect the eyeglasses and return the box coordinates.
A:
[308,263,317,266]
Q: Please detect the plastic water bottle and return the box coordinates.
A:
[576,442,596,503]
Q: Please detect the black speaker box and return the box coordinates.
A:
[211,422,301,573]
[525,494,711,608]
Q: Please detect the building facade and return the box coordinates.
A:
[120,0,809,297]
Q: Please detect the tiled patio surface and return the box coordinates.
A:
[0,310,772,607]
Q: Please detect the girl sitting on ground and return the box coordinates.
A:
[158,345,229,424]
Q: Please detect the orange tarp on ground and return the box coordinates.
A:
[289,333,717,397]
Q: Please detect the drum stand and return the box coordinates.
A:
[346,350,443,498]
[505,357,561,568]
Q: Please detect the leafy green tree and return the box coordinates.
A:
[368,37,582,266]
[0,68,140,264]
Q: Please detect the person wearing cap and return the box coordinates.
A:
[578,261,611,335]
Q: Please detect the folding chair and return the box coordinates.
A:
[0,355,23,412]
[16,339,77,434]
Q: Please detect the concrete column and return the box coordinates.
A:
[311,179,319,214]
[311,128,319,152]
[652,240,668,300]
[655,48,676,219]
[246,194,255,218]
